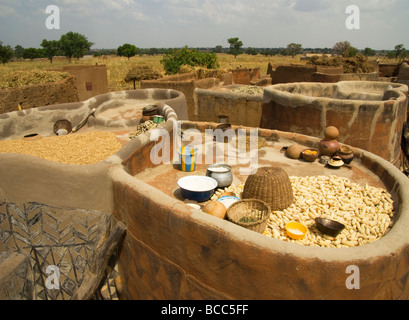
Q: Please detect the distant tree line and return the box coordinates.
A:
[0,31,93,64]
[1,32,408,66]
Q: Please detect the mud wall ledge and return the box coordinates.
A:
[110,125,409,300]
[260,81,409,166]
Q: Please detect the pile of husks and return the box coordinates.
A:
[179,65,230,80]
[0,70,71,89]
[307,54,376,74]
[231,85,264,96]
[125,65,162,83]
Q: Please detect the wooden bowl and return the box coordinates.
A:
[301,149,319,162]
[315,218,345,237]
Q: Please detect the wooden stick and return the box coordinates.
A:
[72,108,97,133]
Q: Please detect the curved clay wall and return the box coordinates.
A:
[0,89,187,140]
[0,91,180,300]
[0,89,182,210]
[194,85,264,127]
[111,123,409,300]
[2,89,409,300]
[260,81,409,165]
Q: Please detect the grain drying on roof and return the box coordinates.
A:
[0,131,122,165]
[212,175,395,248]
[0,70,71,89]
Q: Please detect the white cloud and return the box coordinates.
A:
[290,0,332,12]
[52,0,151,21]
[0,5,18,17]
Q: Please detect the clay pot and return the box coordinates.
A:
[319,139,340,157]
[337,146,355,164]
[324,126,339,140]
[286,144,305,159]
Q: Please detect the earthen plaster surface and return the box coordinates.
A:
[114,120,409,300]
[2,89,409,300]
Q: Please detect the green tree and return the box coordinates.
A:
[387,50,397,59]
[227,37,243,58]
[346,46,358,57]
[245,47,258,55]
[395,44,409,61]
[362,47,376,57]
[213,45,223,54]
[286,43,303,58]
[117,43,138,60]
[22,47,41,60]
[0,42,14,64]
[332,41,351,57]
[59,32,93,62]
[395,44,405,58]
[14,45,25,59]
[161,46,219,75]
[41,39,60,64]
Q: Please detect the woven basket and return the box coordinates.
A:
[226,199,271,234]
[242,166,294,211]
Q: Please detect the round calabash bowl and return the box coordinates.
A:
[301,149,319,162]
[177,176,218,202]
[315,217,346,237]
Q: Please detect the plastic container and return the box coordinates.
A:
[177,147,198,172]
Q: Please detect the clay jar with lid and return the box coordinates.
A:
[337,146,355,164]
[319,126,340,157]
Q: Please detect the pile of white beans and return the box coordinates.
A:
[213,175,395,248]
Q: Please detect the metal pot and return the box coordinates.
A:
[206,164,233,188]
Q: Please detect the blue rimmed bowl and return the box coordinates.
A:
[177,176,218,202]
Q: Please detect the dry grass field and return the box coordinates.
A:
[0,53,395,93]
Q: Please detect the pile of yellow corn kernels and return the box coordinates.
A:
[213,175,395,248]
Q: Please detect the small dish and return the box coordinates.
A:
[315,218,345,237]
[319,155,331,165]
[285,222,308,240]
[217,196,240,209]
[327,156,344,169]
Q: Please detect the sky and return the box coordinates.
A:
[0,0,408,50]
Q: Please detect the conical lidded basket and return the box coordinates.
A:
[242,166,294,211]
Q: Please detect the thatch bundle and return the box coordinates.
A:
[125,65,161,82]
[0,70,71,89]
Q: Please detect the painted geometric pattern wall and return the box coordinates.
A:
[0,202,111,300]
